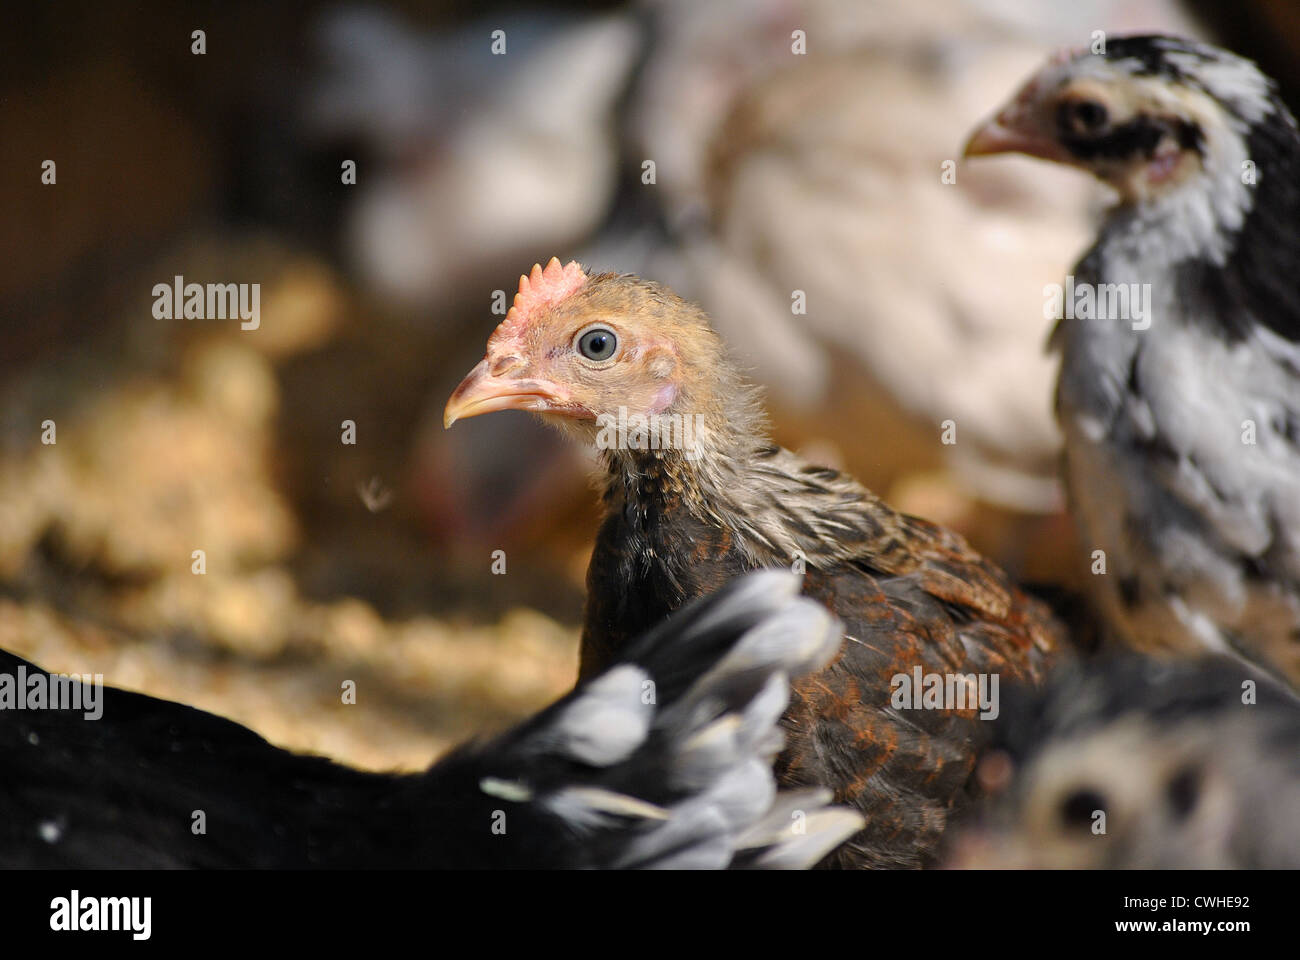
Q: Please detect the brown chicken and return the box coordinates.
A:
[445,258,1064,867]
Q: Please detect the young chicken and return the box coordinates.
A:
[1,572,860,869]
[965,36,1300,687]
[445,258,1064,867]
[946,656,1300,869]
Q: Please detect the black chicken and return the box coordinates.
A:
[0,572,860,869]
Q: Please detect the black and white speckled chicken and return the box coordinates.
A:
[0,572,860,869]
[946,655,1300,868]
[966,36,1300,687]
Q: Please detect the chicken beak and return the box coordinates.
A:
[964,116,1025,157]
[443,357,569,428]
[964,89,1070,164]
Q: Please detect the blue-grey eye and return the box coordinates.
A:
[578,328,617,361]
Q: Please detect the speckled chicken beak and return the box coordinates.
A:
[964,82,1071,164]
[963,115,1066,162]
[443,356,569,428]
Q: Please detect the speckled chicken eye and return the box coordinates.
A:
[1059,787,1106,828]
[1165,765,1201,820]
[577,327,618,361]
[1059,98,1109,136]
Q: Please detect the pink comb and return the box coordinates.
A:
[492,257,588,341]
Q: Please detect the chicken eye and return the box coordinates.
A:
[1165,765,1201,821]
[1059,787,1106,829]
[577,327,618,362]
[1058,98,1109,136]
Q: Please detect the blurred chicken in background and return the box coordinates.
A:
[308,8,641,308]
[946,657,1300,868]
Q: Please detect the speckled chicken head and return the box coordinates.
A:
[444,258,727,444]
[949,720,1230,869]
[945,657,1300,869]
[965,36,1279,203]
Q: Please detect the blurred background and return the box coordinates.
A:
[3,0,1299,772]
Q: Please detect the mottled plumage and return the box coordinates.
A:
[0,572,859,869]
[947,656,1300,868]
[967,36,1300,687]
[447,261,1064,867]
